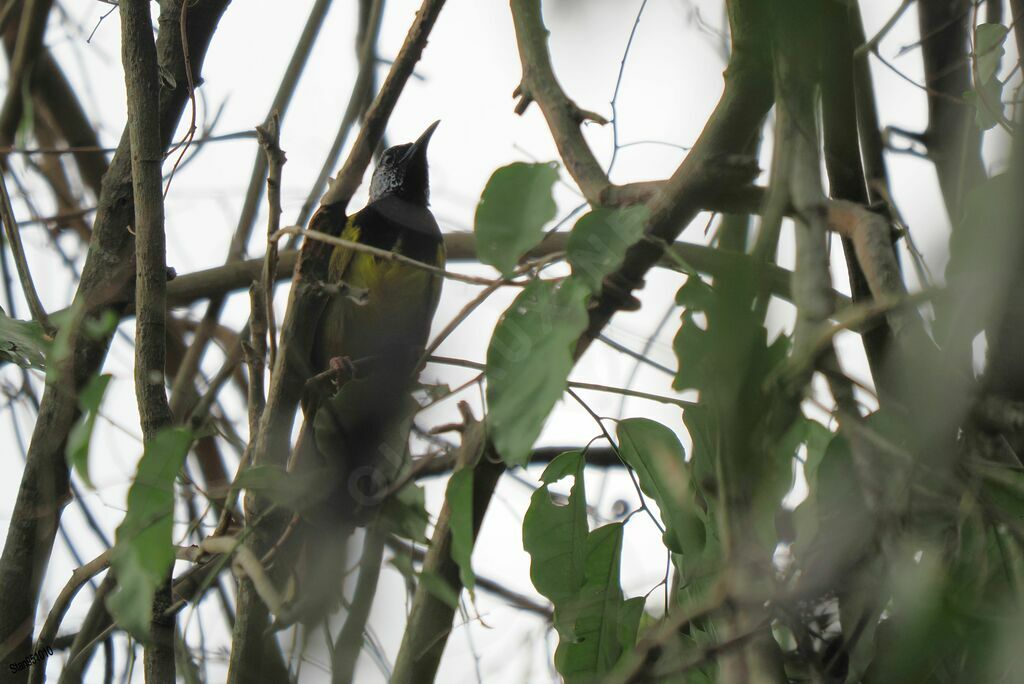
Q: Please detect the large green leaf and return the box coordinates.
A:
[66,373,113,489]
[446,468,476,594]
[474,161,560,276]
[0,307,50,369]
[486,278,589,466]
[106,427,192,641]
[616,418,704,556]
[555,523,631,683]
[566,206,648,292]
[523,451,589,637]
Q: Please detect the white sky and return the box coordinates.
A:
[1,0,1017,681]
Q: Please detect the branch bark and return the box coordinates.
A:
[121,0,175,678]
[0,0,231,667]
[391,420,505,683]
[227,2,449,680]
[917,0,986,221]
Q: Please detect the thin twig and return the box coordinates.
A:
[0,166,51,331]
[271,226,524,287]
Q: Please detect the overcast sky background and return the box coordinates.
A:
[1,0,1017,681]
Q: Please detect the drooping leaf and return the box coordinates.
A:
[378,482,430,544]
[963,79,1005,131]
[106,427,192,641]
[66,373,113,489]
[839,558,887,684]
[792,433,872,578]
[567,206,648,292]
[474,161,560,276]
[446,467,476,593]
[523,451,589,637]
[486,278,589,466]
[388,554,460,609]
[555,523,631,683]
[233,465,335,515]
[616,418,704,556]
[975,23,1009,84]
[0,307,50,369]
[617,596,645,652]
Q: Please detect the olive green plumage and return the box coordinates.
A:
[307,121,445,516]
[279,123,445,628]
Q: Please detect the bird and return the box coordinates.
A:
[277,122,445,628]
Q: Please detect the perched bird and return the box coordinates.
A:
[279,122,445,627]
[306,120,445,512]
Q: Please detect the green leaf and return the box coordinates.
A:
[0,307,50,369]
[419,569,461,609]
[486,278,589,466]
[555,523,630,682]
[388,555,460,609]
[616,418,705,556]
[446,468,476,593]
[963,79,1005,131]
[474,161,560,277]
[975,23,1009,84]
[106,427,192,641]
[523,450,589,637]
[792,433,872,575]
[617,596,645,651]
[66,373,113,489]
[378,482,430,544]
[567,206,648,292]
[233,465,335,514]
[839,561,886,684]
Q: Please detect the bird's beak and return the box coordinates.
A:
[405,120,440,163]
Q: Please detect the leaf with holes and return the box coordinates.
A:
[523,451,589,638]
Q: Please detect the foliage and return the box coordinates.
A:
[106,428,192,642]
[474,161,560,276]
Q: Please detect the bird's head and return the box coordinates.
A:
[368,121,439,205]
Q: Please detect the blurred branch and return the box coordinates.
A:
[228,2,449,681]
[0,0,54,141]
[412,445,621,478]
[822,0,895,393]
[294,0,385,230]
[917,0,986,220]
[386,536,553,618]
[331,530,386,684]
[0,166,50,331]
[391,417,505,683]
[168,0,333,423]
[320,0,447,207]
[0,0,231,667]
[151,227,851,314]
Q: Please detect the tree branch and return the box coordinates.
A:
[0,0,231,666]
[121,0,176,678]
